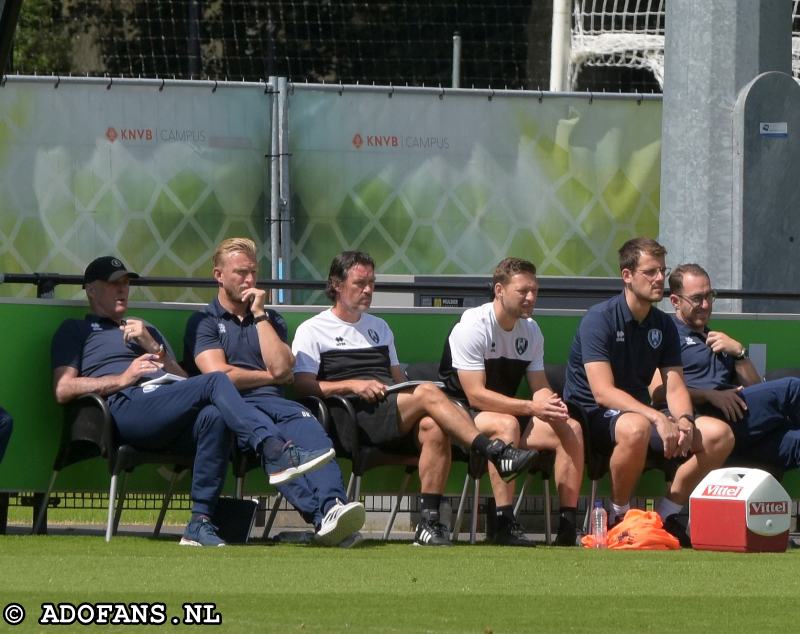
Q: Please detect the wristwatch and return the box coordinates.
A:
[678,414,696,426]
[734,347,748,361]
[253,313,269,325]
[154,343,167,360]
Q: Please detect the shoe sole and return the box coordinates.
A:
[269,447,336,485]
[179,537,226,547]
[412,540,453,547]
[499,449,538,482]
[315,503,366,546]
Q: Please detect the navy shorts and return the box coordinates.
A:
[588,407,686,475]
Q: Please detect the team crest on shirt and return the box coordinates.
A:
[90,322,102,331]
[367,328,380,344]
[217,323,226,335]
[647,329,663,349]
[685,336,696,346]
[515,337,528,355]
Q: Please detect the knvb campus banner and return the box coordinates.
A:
[289,87,662,302]
[0,78,271,301]
[0,79,661,303]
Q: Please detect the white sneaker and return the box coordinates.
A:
[315,500,366,546]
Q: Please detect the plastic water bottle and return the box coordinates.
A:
[592,500,608,549]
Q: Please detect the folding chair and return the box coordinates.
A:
[322,395,419,540]
[34,393,194,542]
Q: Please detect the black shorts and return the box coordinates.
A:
[330,393,417,454]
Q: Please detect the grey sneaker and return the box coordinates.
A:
[315,500,366,546]
[179,517,226,547]
[265,443,336,485]
[413,509,452,547]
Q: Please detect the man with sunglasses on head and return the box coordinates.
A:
[563,238,733,546]
[661,263,800,473]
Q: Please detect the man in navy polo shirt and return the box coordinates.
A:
[184,238,365,547]
[51,256,334,547]
[563,238,733,545]
[660,263,800,472]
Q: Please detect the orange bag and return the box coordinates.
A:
[581,509,681,550]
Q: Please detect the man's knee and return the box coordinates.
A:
[697,416,735,454]
[477,412,519,442]
[418,416,448,447]
[613,413,651,448]
[195,406,229,442]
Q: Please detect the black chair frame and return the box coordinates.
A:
[34,393,194,542]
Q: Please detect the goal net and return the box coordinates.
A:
[569,0,800,90]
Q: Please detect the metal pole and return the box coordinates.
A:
[268,76,281,299]
[549,0,571,91]
[187,0,202,77]
[277,76,291,304]
[452,31,462,88]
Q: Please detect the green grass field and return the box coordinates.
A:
[1,534,798,633]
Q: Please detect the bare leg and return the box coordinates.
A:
[473,412,520,506]
[416,416,451,494]
[521,416,584,507]
[667,416,733,504]
[396,383,480,446]
[608,413,651,505]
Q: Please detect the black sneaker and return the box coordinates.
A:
[413,509,452,547]
[490,516,536,547]
[663,514,692,548]
[552,524,578,547]
[485,439,538,482]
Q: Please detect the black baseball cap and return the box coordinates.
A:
[83,256,140,286]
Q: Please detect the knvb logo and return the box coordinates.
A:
[749,501,788,515]
[702,484,743,498]
[106,127,153,142]
[351,131,449,151]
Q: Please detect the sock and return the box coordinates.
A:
[495,504,515,523]
[470,434,493,457]
[610,502,630,524]
[558,507,577,532]
[655,497,683,520]
[419,493,442,513]
[260,437,286,462]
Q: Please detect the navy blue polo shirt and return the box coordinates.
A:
[51,314,167,378]
[183,298,288,398]
[563,292,682,413]
[672,315,737,390]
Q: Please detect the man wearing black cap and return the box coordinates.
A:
[51,256,334,547]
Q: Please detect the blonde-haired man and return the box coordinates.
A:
[184,238,365,546]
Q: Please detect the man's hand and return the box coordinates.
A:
[651,411,680,459]
[705,387,747,421]
[120,319,160,354]
[706,331,744,357]
[121,353,164,386]
[532,391,569,424]
[241,287,269,315]
[675,421,694,457]
[350,379,389,402]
